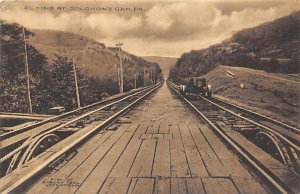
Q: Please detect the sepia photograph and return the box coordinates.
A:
[0,0,299,193]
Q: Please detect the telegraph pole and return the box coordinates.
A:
[117,66,121,89]
[22,26,32,114]
[151,70,153,85]
[72,57,81,109]
[210,47,213,66]
[116,43,124,93]
[154,67,156,85]
[143,67,146,87]
[134,74,137,89]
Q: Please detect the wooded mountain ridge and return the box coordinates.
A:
[169,11,300,83]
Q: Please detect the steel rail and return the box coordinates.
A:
[0,112,51,118]
[0,85,158,165]
[1,83,161,194]
[169,82,300,152]
[0,86,152,140]
[199,95,300,152]
[167,81,293,194]
[212,97,300,134]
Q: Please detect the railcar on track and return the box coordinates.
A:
[180,77,212,98]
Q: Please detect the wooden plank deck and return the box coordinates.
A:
[152,140,170,177]
[23,83,270,194]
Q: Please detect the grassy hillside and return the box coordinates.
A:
[142,56,178,77]
[169,11,300,82]
[204,65,299,128]
[29,29,161,82]
[168,12,300,127]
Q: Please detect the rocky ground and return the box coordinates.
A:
[203,65,300,128]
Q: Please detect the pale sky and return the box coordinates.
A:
[0,0,299,57]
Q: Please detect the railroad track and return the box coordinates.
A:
[168,81,299,194]
[0,86,154,140]
[0,84,161,187]
[0,112,51,121]
[210,97,300,137]
[0,86,156,159]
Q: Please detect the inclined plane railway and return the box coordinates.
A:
[168,81,299,194]
[0,84,161,188]
[0,81,299,194]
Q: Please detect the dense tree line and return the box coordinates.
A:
[169,11,300,83]
[232,11,300,54]
[1,21,160,114]
[1,21,48,113]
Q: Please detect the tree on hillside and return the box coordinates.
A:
[1,20,164,114]
[232,11,300,52]
[136,74,143,87]
[0,21,48,113]
[43,56,117,110]
[43,56,80,111]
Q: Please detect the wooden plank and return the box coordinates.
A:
[169,125,190,177]
[109,139,142,177]
[159,123,170,134]
[27,131,113,193]
[152,134,164,140]
[147,122,160,134]
[188,125,228,177]
[74,125,139,194]
[99,177,131,194]
[132,123,149,140]
[127,178,137,193]
[154,178,170,194]
[198,124,267,194]
[217,178,239,194]
[179,125,209,178]
[128,139,157,177]
[152,140,170,177]
[140,133,152,140]
[163,134,173,140]
[128,178,155,194]
[202,178,239,194]
[109,123,148,177]
[186,178,205,194]
[108,123,150,179]
[171,178,188,194]
[170,124,181,139]
[46,124,131,194]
